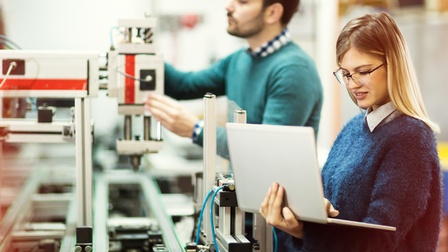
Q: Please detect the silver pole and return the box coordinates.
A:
[233,109,247,237]
[203,93,216,245]
[75,98,92,227]
[233,109,246,124]
[143,116,151,140]
[124,115,132,140]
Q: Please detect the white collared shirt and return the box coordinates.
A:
[365,102,402,132]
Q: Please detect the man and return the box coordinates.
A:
[144,0,323,159]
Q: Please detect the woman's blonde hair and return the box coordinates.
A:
[336,11,440,133]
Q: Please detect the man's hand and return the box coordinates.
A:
[143,93,198,138]
[259,182,304,239]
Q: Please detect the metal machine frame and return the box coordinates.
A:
[0,14,280,252]
[107,17,164,171]
[0,50,99,251]
[93,171,184,251]
[0,164,78,252]
[0,13,182,251]
[193,93,275,252]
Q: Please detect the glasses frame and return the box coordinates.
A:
[333,63,384,86]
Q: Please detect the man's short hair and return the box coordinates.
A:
[263,0,300,26]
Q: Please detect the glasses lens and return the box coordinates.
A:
[353,73,368,85]
[334,70,346,85]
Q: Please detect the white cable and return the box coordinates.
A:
[0,61,17,88]
[114,66,153,82]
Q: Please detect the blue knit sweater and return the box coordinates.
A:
[288,113,442,251]
[164,42,323,159]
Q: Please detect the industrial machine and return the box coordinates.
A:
[0,50,99,251]
[0,13,274,252]
[0,15,183,252]
[107,16,164,171]
[91,16,183,252]
[188,94,274,252]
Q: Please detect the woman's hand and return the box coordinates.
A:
[259,182,304,239]
[324,198,339,217]
[259,183,340,239]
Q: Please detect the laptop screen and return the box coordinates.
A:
[226,122,329,224]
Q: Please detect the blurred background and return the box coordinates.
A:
[0,0,447,250]
[2,0,447,145]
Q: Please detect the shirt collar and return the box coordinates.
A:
[364,102,400,132]
[247,28,292,58]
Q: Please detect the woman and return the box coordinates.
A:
[260,11,442,251]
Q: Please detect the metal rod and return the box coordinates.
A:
[156,121,163,141]
[143,116,151,140]
[140,175,183,251]
[127,27,132,43]
[233,109,246,124]
[75,98,92,227]
[233,109,247,236]
[203,93,216,245]
[124,115,132,140]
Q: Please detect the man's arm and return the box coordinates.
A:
[164,60,228,100]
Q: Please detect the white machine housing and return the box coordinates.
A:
[108,17,164,114]
[107,17,164,157]
[0,50,99,98]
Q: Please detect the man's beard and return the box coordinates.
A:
[227,12,264,38]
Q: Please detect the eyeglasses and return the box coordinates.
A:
[333,63,384,86]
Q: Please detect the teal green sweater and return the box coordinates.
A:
[165,42,323,159]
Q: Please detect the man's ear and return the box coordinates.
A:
[264,3,283,25]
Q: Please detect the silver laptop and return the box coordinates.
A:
[226,122,396,232]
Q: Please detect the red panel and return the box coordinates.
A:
[0,79,87,90]
[125,55,135,104]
